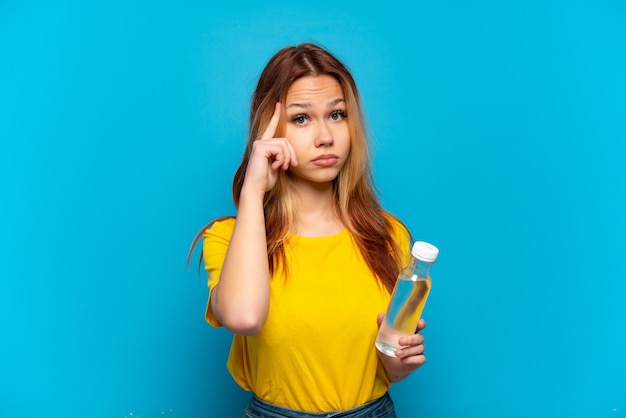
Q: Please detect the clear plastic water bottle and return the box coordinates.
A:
[375,241,439,357]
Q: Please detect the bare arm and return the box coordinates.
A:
[210,103,298,335]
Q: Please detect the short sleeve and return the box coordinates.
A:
[202,218,236,327]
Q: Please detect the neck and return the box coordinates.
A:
[290,179,344,237]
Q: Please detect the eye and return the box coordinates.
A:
[291,114,309,126]
[330,110,347,121]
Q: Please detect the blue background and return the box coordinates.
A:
[1,1,625,417]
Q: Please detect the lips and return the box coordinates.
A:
[312,154,340,167]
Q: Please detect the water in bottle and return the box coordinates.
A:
[375,241,439,357]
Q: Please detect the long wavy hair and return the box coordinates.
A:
[189,43,406,293]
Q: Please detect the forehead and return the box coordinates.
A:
[285,75,344,104]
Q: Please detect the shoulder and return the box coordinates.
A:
[203,217,236,245]
[384,212,411,242]
[383,213,412,265]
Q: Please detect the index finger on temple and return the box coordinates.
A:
[261,102,281,140]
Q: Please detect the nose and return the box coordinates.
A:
[315,121,334,148]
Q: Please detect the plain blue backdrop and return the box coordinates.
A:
[1,0,625,417]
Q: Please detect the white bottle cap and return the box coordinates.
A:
[411,241,439,262]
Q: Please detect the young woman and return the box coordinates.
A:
[190,43,427,417]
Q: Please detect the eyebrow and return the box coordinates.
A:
[286,98,346,110]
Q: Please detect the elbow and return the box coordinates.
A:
[221,312,267,336]
[216,309,267,337]
[210,288,269,335]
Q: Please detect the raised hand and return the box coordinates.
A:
[242,102,299,195]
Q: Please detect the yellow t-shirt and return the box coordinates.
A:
[203,217,411,412]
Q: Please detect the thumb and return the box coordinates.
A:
[376,312,385,329]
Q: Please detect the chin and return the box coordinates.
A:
[289,168,342,184]
[292,175,339,187]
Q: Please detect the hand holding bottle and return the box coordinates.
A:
[376,241,439,357]
[376,315,427,382]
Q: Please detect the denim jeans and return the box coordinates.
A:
[243,392,397,418]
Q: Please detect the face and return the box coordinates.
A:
[283,75,351,186]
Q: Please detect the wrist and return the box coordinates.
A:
[377,351,411,383]
[239,183,267,204]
